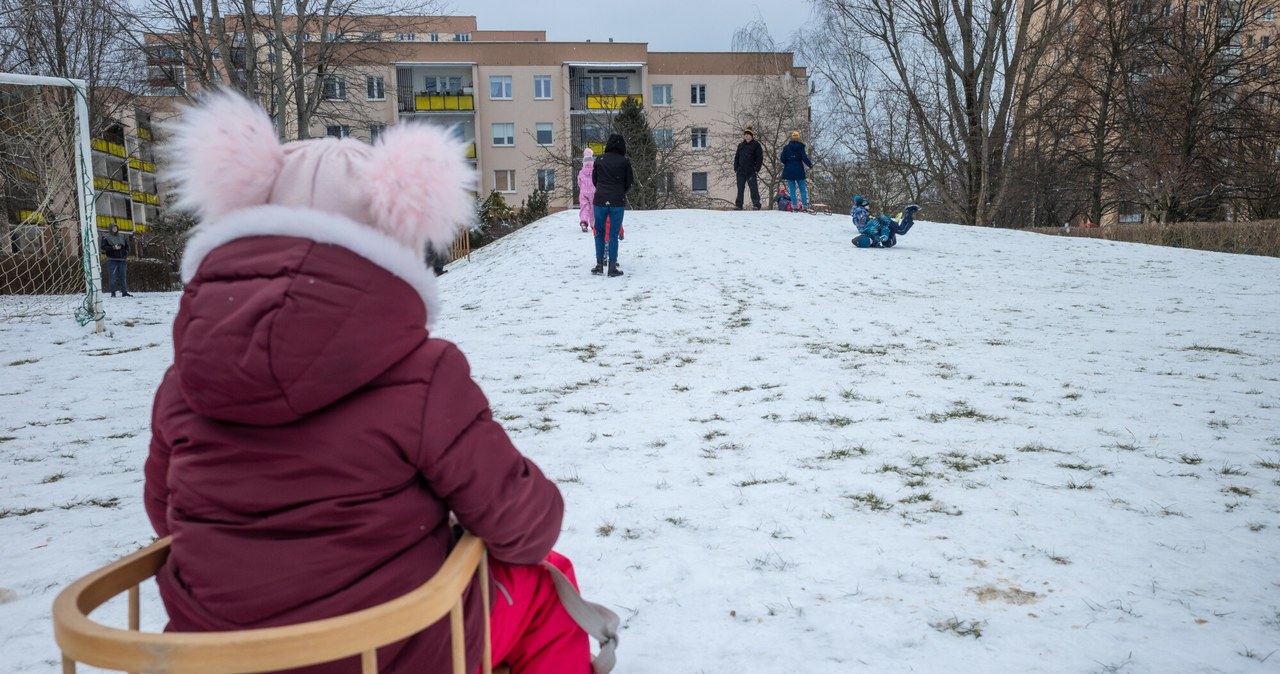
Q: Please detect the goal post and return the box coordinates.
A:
[0,72,105,332]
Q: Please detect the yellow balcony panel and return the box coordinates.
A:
[588,142,606,156]
[91,138,109,153]
[96,216,134,232]
[586,94,643,110]
[92,138,127,157]
[136,128,153,140]
[132,191,161,206]
[93,176,109,190]
[466,143,476,159]
[128,158,157,173]
[16,210,47,225]
[414,93,475,112]
[95,177,129,193]
[134,223,148,234]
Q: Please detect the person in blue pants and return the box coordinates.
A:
[852,197,920,248]
[590,134,633,277]
[779,131,814,212]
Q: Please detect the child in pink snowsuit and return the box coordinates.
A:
[147,91,604,674]
[578,149,595,233]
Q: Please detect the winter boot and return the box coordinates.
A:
[608,262,624,277]
[591,259,604,275]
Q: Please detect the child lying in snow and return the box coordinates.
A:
[851,196,920,248]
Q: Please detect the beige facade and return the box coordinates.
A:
[145,17,808,210]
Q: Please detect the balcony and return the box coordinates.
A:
[582,94,643,110]
[413,93,475,112]
[467,143,476,159]
[91,138,127,158]
[128,158,157,173]
[94,177,130,193]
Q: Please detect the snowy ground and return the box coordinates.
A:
[3,210,1279,673]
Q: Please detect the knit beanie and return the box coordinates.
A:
[164,90,475,258]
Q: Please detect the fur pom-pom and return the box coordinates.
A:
[162,90,284,222]
[365,122,477,254]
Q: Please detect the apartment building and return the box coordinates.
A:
[143,15,809,210]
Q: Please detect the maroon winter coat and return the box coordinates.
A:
[145,230,564,674]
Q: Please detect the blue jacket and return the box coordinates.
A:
[851,204,871,232]
[779,140,813,181]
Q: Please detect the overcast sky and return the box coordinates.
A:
[457,0,814,53]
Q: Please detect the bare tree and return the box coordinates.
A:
[132,0,443,139]
[812,0,1072,225]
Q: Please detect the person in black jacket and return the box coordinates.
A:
[591,133,633,277]
[733,126,764,210]
[101,223,132,297]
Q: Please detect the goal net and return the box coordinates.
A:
[0,73,104,330]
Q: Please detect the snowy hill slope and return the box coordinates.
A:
[2,210,1279,673]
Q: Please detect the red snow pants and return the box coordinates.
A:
[486,551,591,674]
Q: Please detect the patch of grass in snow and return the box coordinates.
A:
[646,439,668,449]
[922,401,1004,423]
[0,436,16,443]
[0,506,48,518]
[552,378,604,395]
[815,446,868,461]
[1208,419,1231,429]
[40,472,66,484]
[792,413,854,428]
[1183,344,1246,356]
[1065,477,1095,490]
[554,471,582,484]
[595,522,615,537]
[702,430,727,442]
[28,417,74,427]
[733,474,788,488]
[566,344,603,362]
[690,414,726,423]
[671,384,690,392]
[58,496,120,510]
[1063,392,1082,400]
[1255,456,1280,470]
[845,491,893,512]
[85,342,160,357]
[1018,443,1063,454]
[719,384,755,393]
[1223,485,1256,497]
[664,516,688,527]
[105,432,135,439]
[750,549,794,572]
[930,617,984,638]
[7,358,38,366]
[1178,453,1203,465]
[899,491,933,504]
[1248,522,1266,532]
[1011,395,1033,403]
[1111,442,1141,452]
[940,451,1007,473]
[838,388,880,403]
[564,406,597,416]
[1058,462,1098,471]
[1219,464,1248,476]
[1237,647,1278,663]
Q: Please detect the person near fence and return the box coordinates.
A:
[733,126,764,211]
[145,91,602,674]
[426,242,448,276]
[779,131,814,213]
[101,223,132,297]
[852,196,921,248]
[591,133,632,278]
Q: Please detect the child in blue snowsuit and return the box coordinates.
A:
[852,195,919,248]
[775,186,792,211]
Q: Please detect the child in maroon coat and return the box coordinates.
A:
[146,92,600,674]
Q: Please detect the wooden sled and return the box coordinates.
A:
[53,533,508,674]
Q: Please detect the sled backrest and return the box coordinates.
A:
[52,533,494,674]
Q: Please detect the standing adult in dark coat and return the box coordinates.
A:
[733,126,764,211]
[779,131,814,212]
[591,133,633,278]
[101,223,132,297]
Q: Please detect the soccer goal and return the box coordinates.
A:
[0,73,104,331]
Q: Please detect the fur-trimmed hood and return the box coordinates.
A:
[174,205,438,426]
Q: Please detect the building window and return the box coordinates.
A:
[362,32,381,42]
[490,75,513,100]
[425,76,464,94]
[369,124,385,143]
[495,170,516,193]
[323,75,346,100]
[454,33,472,42]
[534,75,553,100]
[653,128,673,149]
[326,125,350,139]
[580,75,630,96]
[656,171,675,194]
[536,122,554,145]
[537,169,555,191]
[492,123,515,146]
[691,172,708,192]
[691,127,708,150]
[429,33,440,42]
[652,84,672,106]
[690,84,707,105]
[1266,7,1275,21]
[395,32,415,41]
[366,76,385,100]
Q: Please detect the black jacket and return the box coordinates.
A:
[102,232,129,260]
[592,134,633,207]
[734,139,763,176]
